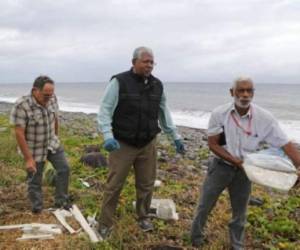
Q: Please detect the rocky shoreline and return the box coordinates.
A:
[0,101,211,171]
[3,100,298,171]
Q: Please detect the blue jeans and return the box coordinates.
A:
[27,147,70,211]
[191,158,251,250]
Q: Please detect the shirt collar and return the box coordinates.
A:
[230,103,252,119]
[130,67,154,83]
[29,93,41,108]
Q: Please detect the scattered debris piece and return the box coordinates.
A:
[133,199,179,220]
[154,180,162,187]
[52,209,77,234]
[0,223,62,234]
[87,212,98,229]
[52,205,102,242]
[70,205,102,242]
[152,199,179,220]
[79,178,91,188]
[0,223,62,241]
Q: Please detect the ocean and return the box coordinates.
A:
[1,81,300,143]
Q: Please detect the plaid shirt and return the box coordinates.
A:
[10,93,61,162]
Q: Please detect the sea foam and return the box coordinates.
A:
[1,96,300,143]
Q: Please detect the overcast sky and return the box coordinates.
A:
[1,0,299,84]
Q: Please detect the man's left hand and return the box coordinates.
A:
[174,139,185,154]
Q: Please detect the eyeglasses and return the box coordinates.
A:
[141,60,156,66]
[39,91,53,99]
[42,94,53,98]
[236,88,255,94]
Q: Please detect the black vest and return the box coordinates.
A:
[112,69,163,147]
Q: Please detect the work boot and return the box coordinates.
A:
[32,207,42,214]
[138,218,154,232]
[54,199,72,210]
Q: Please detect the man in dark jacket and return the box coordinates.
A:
[97,46,185,238]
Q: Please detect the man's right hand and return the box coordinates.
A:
[233,158,244,169]
[103,138,120,152]
[26,158,37,173]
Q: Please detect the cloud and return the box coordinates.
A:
[0,0,299,83]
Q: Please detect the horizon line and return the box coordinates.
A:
[0,81,300,85]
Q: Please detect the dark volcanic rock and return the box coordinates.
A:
[80,152,107,168]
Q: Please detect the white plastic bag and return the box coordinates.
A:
[243,148,298,191]
[132,199,179,220]
[244,148,296,173]
[152,199,179,220]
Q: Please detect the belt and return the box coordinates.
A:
[215,157,240,171]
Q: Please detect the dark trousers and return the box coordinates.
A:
[99,138,157,228]
[27,147,70,210]
[191,158,251,250]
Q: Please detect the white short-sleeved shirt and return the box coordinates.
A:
[208,102,289,159]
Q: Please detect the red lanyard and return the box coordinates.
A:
[230,107,252,136]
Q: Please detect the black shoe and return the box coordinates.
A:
[249,196,264,206]
[192,240,205,248]
[54,200,72,210]
[191,237,207,248]
[98,225,112,240]
[32,208,42,214]
[138,219,154,232]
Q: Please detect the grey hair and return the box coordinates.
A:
[132,46,153,60]
[232,76,254,90]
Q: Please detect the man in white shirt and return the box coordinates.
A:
[191,77,300,249]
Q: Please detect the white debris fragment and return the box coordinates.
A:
[79,178,91,187]
[133,199,179,220]
[154,180,162,187]
[70,205,102,242]
[151,199,179,220]
[52,209,77,234]
[0,223,62,241]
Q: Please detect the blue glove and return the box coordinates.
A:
[174,139,185,154]
[103,138,120,152]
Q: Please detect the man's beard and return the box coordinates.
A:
[234,96,252,109]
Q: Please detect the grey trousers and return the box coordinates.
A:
[191,158,251,250]
[99,139,157,228]
[27,147,70,210]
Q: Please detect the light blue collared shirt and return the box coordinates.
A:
[97,78,180,141]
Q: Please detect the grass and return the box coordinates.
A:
[0,113,300,249]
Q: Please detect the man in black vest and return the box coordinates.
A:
[97,46,185,238]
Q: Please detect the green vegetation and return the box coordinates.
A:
[0,116,25,187]
[0,113,300,249]
[247,192,300,249]
[198,147,210,160]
